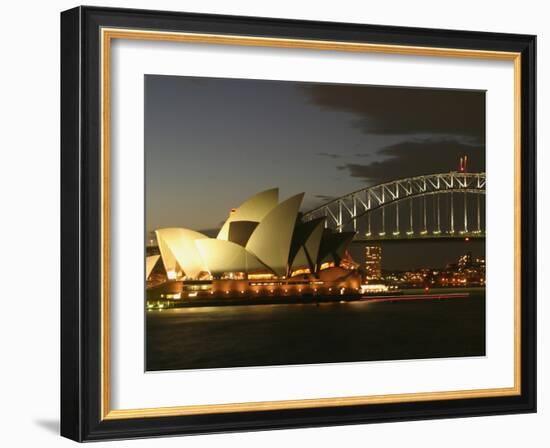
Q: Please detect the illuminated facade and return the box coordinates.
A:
[147,188,360,300]
[364,246,382,280]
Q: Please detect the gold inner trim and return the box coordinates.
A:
[100,29,111,421]
[100,28,522,420]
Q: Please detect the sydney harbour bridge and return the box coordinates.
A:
[302,171,486,242]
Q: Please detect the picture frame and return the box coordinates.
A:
[60,6,536,441]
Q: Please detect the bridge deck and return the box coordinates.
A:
[353,232,485,243]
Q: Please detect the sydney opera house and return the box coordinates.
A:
[146,188,361,301]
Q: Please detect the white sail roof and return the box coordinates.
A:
[217,188,278,240]
[246,193,304,277]
[304,221,324,264]
[291,219,324,271]
[145,255,160,280]
[290,247,310,270]
[195,239,267,275]
[155,231,177,274]
[155,228,209,279]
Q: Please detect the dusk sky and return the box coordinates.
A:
[145,75,485,235]
[144,75,485,269]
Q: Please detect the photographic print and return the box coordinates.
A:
[61,9,536,440]
[144,75,486,372]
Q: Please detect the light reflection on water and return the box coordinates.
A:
[146,293,485,372]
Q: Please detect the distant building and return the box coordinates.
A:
[457,252,473,269]
[383,252,485,288]
[364,246,382,280]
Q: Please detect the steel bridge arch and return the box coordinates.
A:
[347,188,485,223]
[302,172,486,232]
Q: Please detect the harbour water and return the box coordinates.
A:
[146,290,485,371]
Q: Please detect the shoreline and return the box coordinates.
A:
[146,288,484,310]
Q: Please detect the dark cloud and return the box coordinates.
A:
[303,84,485,141]
[337,139,485,184]
[317,152,342,159]
[354,153,371,158]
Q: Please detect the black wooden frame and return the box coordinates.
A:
[61,6,536,442]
